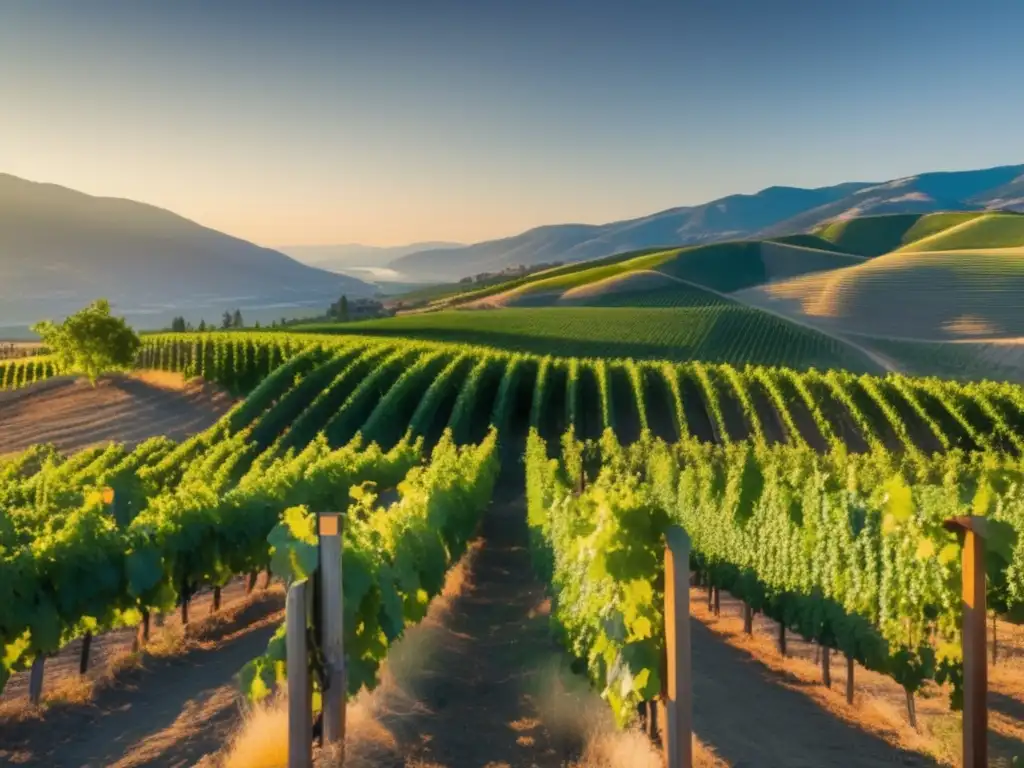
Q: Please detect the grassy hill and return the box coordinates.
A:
[294,306,882,371]
[741,246,1024,340]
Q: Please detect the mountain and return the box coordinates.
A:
[0,174,373,331]
[390,164,1024,281]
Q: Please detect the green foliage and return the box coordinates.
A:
[526,426,1024,724]
[240,428,499,701]
[32,299,141,385]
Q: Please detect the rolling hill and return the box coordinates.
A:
[390,164,1024,281]
[0,174,373,334]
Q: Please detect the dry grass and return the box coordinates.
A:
[0,582,284,723]
[689,588,1024,766]
[218,540,712,768]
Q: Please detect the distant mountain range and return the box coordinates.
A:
[390,164,1024,281]
[0,174,373,334]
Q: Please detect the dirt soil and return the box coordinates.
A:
[369,491,576,767]
[0,372,233,456]
[349,491,956,768]
[0,585,284,768]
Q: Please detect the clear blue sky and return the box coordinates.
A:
[1,0,1022,246]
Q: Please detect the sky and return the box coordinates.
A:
[1,0,1023,248]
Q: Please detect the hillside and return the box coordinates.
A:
[740,247,1024,340]
[0,174,372,333]
[390,164,1024,281]
[296,305,882,371]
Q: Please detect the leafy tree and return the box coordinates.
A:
[232,309,244,328]
[339,295,349,322]
[170,316,187,333]
[222,311,233,329]
[254,320,261,329]
[198,318,207,332]
[31,299,141,385]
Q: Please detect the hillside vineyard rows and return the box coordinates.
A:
[2,332,1024,735]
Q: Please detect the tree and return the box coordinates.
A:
[254,320,261,329]
[32,299,141,386]
[198,318,207,332]
[222,311,233,330]
[232,309,244,328]
[170,316,187,333]
[339,295,349,322]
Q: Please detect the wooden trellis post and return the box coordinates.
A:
[318,512,346,754]
[287,579,312,768]
[662,525,693,768]
[942,516,988,768]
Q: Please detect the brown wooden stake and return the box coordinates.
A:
[743,603,753,635]
[706,581,713,612]
[713,586,720,617]
[212,586,221,614]
[247,571,258,594]
[181,581,190,625]
[821,645,831,688]
[663,526,693,768]
[318,513,346,754]
[28,656,45,705]
[991,612,997,666]
[79,632,93,675]
[263,567,273,590]
[846,655,855,705]
[286,580,312,768]
[942,516,988,768]
[905,689,917,730]
[777,622,787,656]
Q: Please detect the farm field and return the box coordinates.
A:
[371,214,1024,383]
[295,305,881,371]
[4,332,1024,767]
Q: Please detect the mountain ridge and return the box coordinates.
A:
[390,164,1024,281]
[0,173,373,332]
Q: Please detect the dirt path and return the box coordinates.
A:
[355,487,948,768]
[688,619,941,767]
[0,372,232,455]
[0,594,283,768]
[376,489,574,767]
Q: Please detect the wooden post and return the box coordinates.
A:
[79,632,93,674]
[247,571,259,594]
[181,580,190,625]
[846,655,855,705]
[777,622,787,656]
[287,579,312,768]
[212,586,222,614]
[135,610,151,651]
[712,586,720,617]
[663,526,692,768]
[28,656,45,705]
[821,645,831,688]
[318,513,346,752]
[943,516,988,768]
[742,603,752,634]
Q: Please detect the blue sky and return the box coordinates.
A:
[1,0,1022,246]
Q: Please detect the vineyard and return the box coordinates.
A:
[295,307,883,370]
[3,331,1024,764]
